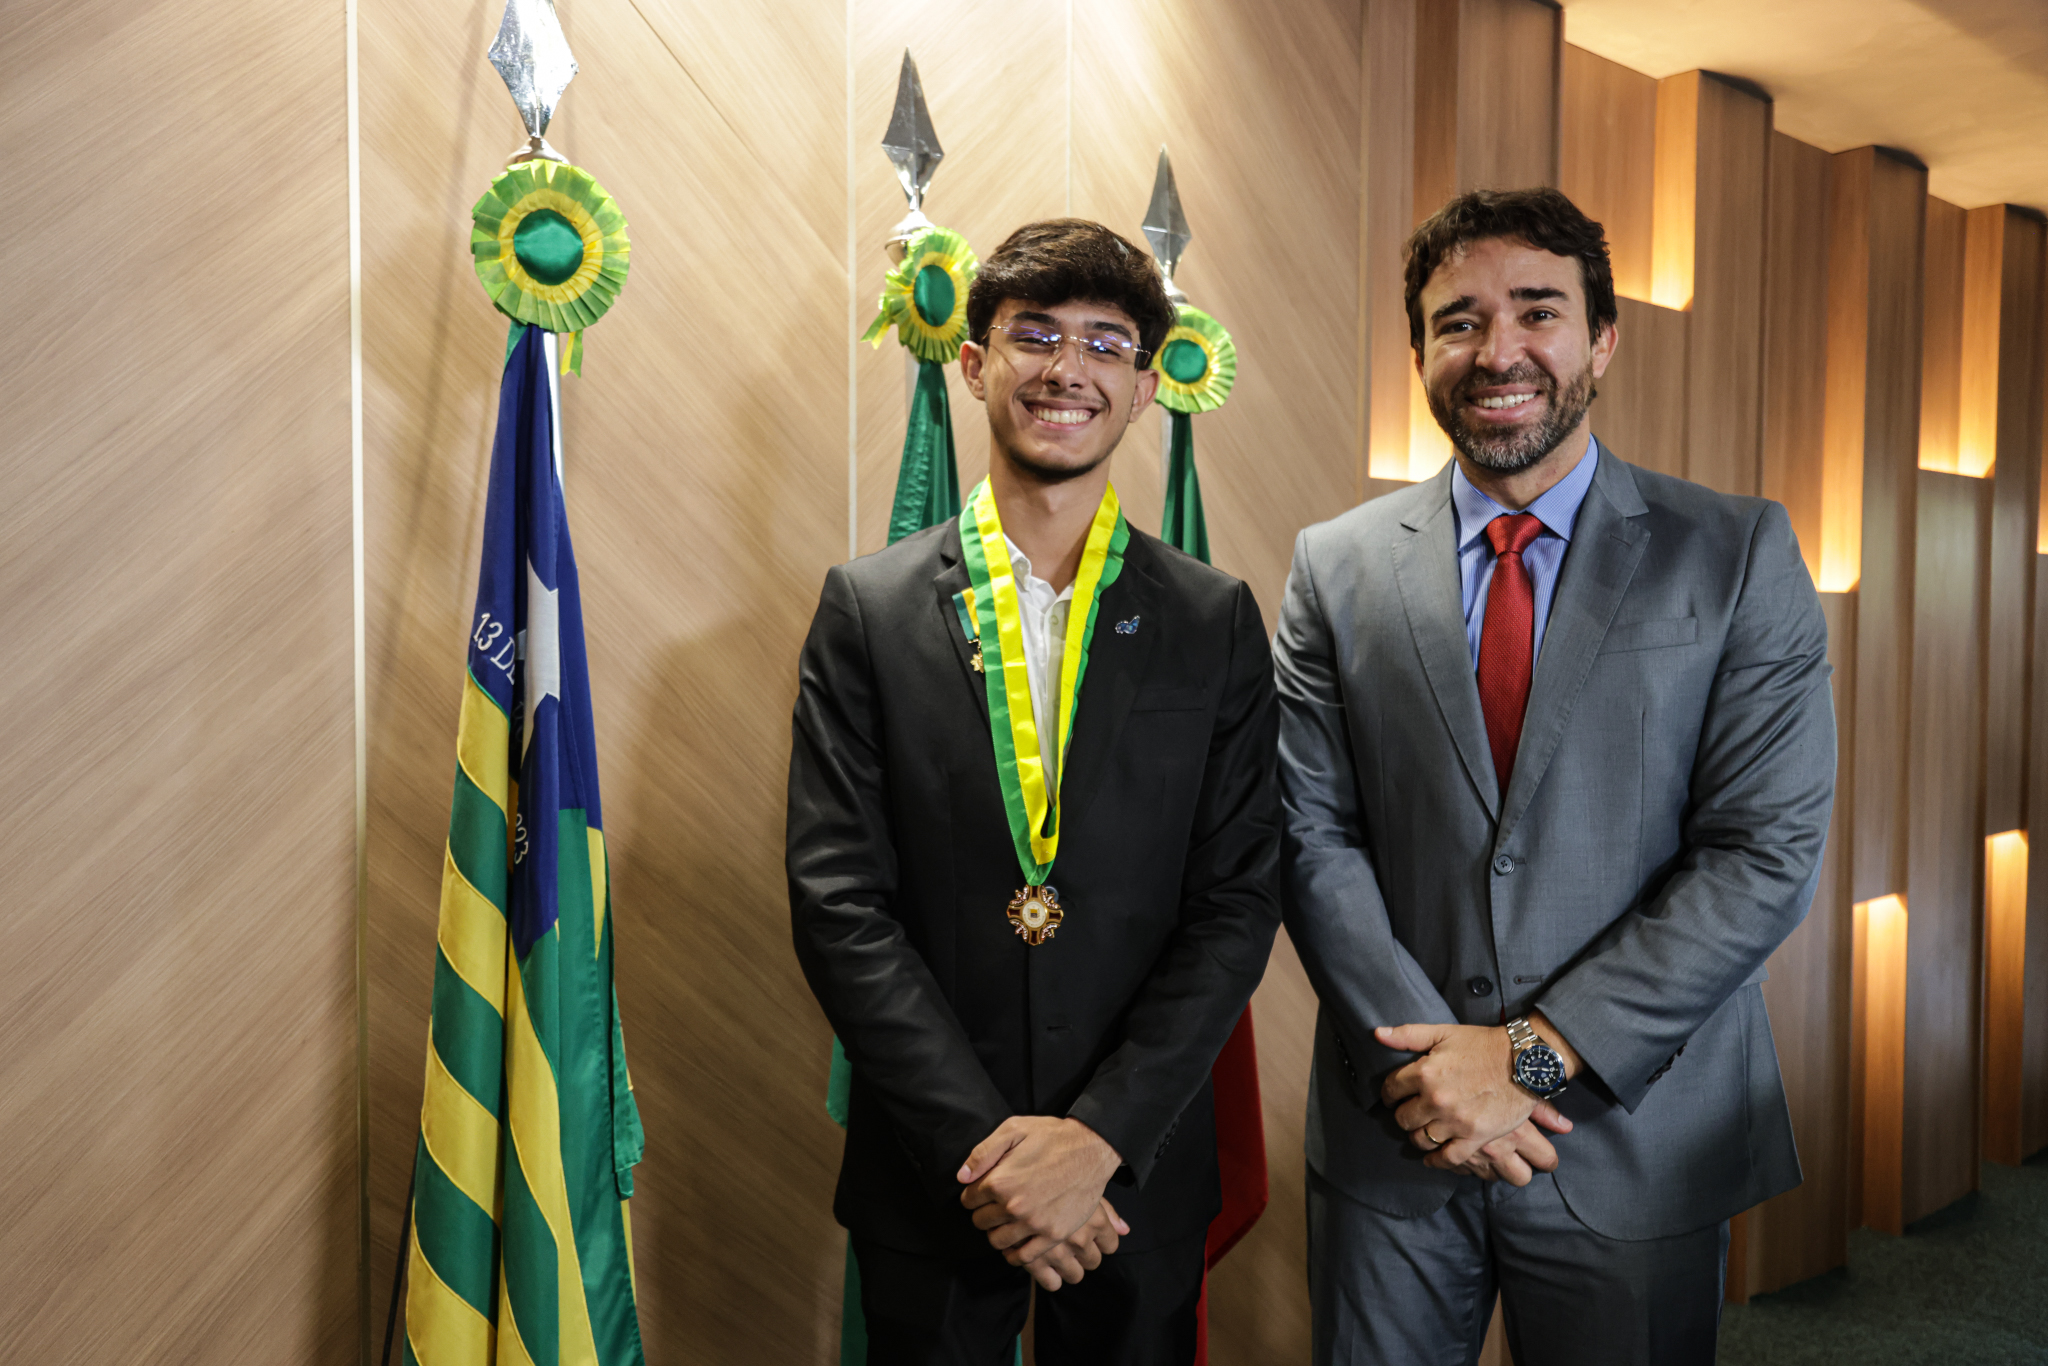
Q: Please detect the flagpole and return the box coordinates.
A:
[1143,147,1191,492]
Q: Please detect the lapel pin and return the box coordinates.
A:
[1114,616,1140,635]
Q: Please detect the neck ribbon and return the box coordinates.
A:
[957,478,1129,886]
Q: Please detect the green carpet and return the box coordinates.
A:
[1719,1155,2048,1363]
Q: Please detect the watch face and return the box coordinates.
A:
[1514,1043,1565,1094]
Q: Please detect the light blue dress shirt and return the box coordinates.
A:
[1451,436,1600,668]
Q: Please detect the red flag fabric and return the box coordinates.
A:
[1192,1005,1268,1364]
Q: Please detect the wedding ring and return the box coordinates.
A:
[1422,1125,1444,1148]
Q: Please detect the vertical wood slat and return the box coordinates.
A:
[1981,209,2044,838]
[1593,297,1688,474]
[1986,832,2031,1165]
[1762,133,1834,584]
[1920,198,1969,473]
[1363,0,1420,488]
[1854,893,1911,1233]
[1744,591,1857,1291]
[1903,471,1991,1224]
[1678,73,1770,497]
[1559,44,1656,302]
[1837,147,1930,905]
[2027,555,2048,1157]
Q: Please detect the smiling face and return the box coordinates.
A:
[1415,235,1616,476]
[960,297,1159,484]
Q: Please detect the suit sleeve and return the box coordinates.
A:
[787,565,1012,1183]
[1273,530,1460,1084]
[1537,501,1836,1112]
[1065,581,1283,1186]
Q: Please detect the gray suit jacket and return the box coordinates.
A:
[1275,444,1835,1240]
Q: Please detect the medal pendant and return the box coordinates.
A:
[1006,885,1064,946]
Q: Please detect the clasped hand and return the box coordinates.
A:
[1375,1021,1573,1186]
[958,1116,1127,1291]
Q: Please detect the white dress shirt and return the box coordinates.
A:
[1002,536,1074,790]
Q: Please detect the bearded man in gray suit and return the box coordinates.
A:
[1274,187,1835,1365]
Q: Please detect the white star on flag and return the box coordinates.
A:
[522,557,561,758]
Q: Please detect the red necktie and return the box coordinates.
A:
[1477,513,1544,793]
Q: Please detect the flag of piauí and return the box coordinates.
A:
[404,323,646,1366]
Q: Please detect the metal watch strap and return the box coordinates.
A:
[1505,1016,1541,1055]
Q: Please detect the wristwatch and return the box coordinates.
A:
[1507,1016,1568,1099]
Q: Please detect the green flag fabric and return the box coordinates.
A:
[887,361,964,545]
[1161,410,1210,564]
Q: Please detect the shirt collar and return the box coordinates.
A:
[1451,434,1600,553]
[1002,535,1075,604]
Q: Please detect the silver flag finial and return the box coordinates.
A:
[882,50,944,259]
[1142,147,1191,305]
[490,0,578,165]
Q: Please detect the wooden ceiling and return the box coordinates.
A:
[1563,0,2048,212]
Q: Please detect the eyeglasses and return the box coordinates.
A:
[988,323,1151,370]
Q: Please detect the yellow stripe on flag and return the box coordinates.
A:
[456,673,512,818]
[622,1200,637,1299]
[422,1045,502,1222]
[506,951,603,1364]
[407,1210,495,1366]
[495,1267,541,1366]
[589,827,607,959]
[439,847,509,1012]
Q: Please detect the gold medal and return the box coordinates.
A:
[1006,885,1064,946]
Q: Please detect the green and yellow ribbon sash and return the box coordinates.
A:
[957,478,1129,885]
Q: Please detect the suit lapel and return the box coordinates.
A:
[1392,466,1501,817]
[1053,538,1161,831]
[932,534,988,720]
[1497,445,1650,840]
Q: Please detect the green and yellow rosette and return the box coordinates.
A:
[1153,306,1236,414]
[472,159,630,373]
[861,226,979,364]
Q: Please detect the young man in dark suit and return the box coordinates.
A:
[788,218,1281,1364]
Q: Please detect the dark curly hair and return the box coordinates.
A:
[967,218,1177,367]
[1404,188,1617,352]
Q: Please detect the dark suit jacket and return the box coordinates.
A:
[1275,445,1836,1240]
[788,517,1282,1257]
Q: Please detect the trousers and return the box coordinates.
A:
[1306,1167,1727,1365]
[851,1231,1206,1366]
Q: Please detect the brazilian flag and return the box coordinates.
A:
[403,324,646,1366]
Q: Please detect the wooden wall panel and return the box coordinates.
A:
[1559,44,1656,301]
[1980,208,2044,837]
[1676,72,1770,497]
[1762,133,1833,584]
[1071,1,1363,1353]
[0,0,358,1360]
[1835,147,1929,905]
[2028,555,2048,1157]
[1744,592,1856,1292]
[1902,470,1990,1225]
[358,2,853,1362]
[1415,0,1561,216]
[1592,297,1688,474]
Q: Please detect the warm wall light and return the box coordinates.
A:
[1852,894,1908,1234]
[1405,369,1453,482]
[1984,832,2029,1165]
[1650,73,1697,312]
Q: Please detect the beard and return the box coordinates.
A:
[1426,359,1595,474]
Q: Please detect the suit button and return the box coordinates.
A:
[1493,854,1515,875]
[1467,976,1494,998]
